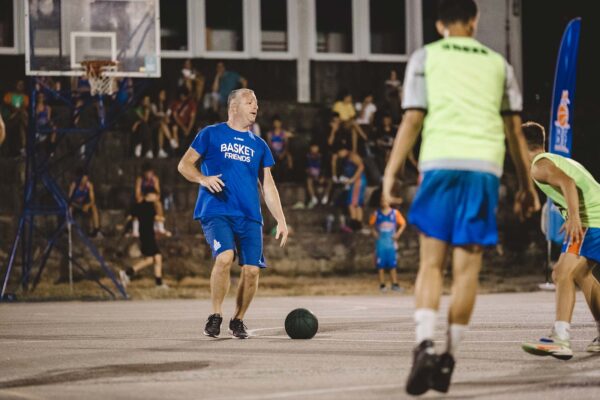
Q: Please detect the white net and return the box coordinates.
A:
[83,61,118,96]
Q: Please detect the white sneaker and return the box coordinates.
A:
[145,150,154,159]
[321,195,329,205]
[292,201,305,210]
[308,197,318,209]
[158,149,168,158]
[587,336,600,352]
[156,283,170,290]
[134,144,142,157]
[170,138,179,149]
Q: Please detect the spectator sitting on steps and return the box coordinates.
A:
[135,162,171,237]
[68,168,101,238]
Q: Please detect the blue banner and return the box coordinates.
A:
[545,18,581,243]
[548,18,581,157]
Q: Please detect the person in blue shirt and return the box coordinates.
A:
[178,88,288,339]
[208,62,248,112]
[369,198,407,292]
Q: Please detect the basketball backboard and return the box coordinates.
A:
[25,0,161,77]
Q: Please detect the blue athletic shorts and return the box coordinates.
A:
[562,227,600,264]
[347,174,367,207]
[376,246,397,269]
[200,215,266,268]
[408,170,500,246]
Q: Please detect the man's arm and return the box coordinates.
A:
[394,218,407,240]
[382,110,424,204]
[503,114,540,220]
[349,153,364,183]
[177,147,224,193]
[531,158,583,244]
[262,167,288,247]
[134,177,143,203]
[154,176,161,197]
[0,114,5,145]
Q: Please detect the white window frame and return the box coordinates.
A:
[363,0,416,62]
[252,0,297,60]
[199,0,251,59]
[160,0,194,58]
[0,0,19,54]
[309,0,359,61]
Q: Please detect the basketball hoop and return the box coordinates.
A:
[81,60,118,96]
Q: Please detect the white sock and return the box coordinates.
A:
[414,308,437,344]
[554,321,571,341]
[132,219,139,235]
[447,324,467,355]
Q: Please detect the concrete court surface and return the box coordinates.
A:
[0,292,599,400]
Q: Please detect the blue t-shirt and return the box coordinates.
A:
[218,71,241,105]
[190,122,275,223]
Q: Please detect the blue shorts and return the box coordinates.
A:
[562,227,600,264]
[408,170,499,246]
[200,215,266,268]
[376,246,397,269]
[347,174,367,207]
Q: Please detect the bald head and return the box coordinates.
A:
[227,89,258,130]
[228,89,255,111]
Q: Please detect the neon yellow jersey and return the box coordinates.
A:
[532,153,600,228]
[403,37,522,177]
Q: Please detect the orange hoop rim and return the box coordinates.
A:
[80,60,119,78]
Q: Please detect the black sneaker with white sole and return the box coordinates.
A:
[406,340,439,396]
[432,352,455,393]
[229,318,249,339]
[203,314,223,337]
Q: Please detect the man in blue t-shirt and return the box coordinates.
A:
[178,88,288,339]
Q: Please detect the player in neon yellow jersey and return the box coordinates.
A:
[382,0,539,395]
[520,122,600,360]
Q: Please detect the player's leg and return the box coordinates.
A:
[406,234,448,396]
[390,268,402,292]
[210,250,234,315]
[201,216,236,337]
[378,268,386,291]
[153,254,167,288]
[230,218,266,338]
[121,256,154,286]
[573,261,600,352]
[521,253,584,359]
[447,245,482,344]
[233,265,260,321]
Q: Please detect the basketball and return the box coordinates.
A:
[285,308,318,339]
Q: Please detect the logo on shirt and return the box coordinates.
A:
[220,142,255,163]
[234,137,245,142]
[553,90,571,154]
[213,239,221,252]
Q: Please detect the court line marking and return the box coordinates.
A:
[251,335,592,344]
[234,383,403,400]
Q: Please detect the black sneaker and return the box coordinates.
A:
[432,352,455,393]
[406,340,438,396]
[203,314,223,337]
[229,318,249,339]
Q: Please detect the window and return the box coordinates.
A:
[205,0,244,52]
[422,0,441,45]
[0,0,14,48]
[315,0,353,54]
[160,0,188,51]
[260,0,287,52]
[369,0,406,54]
